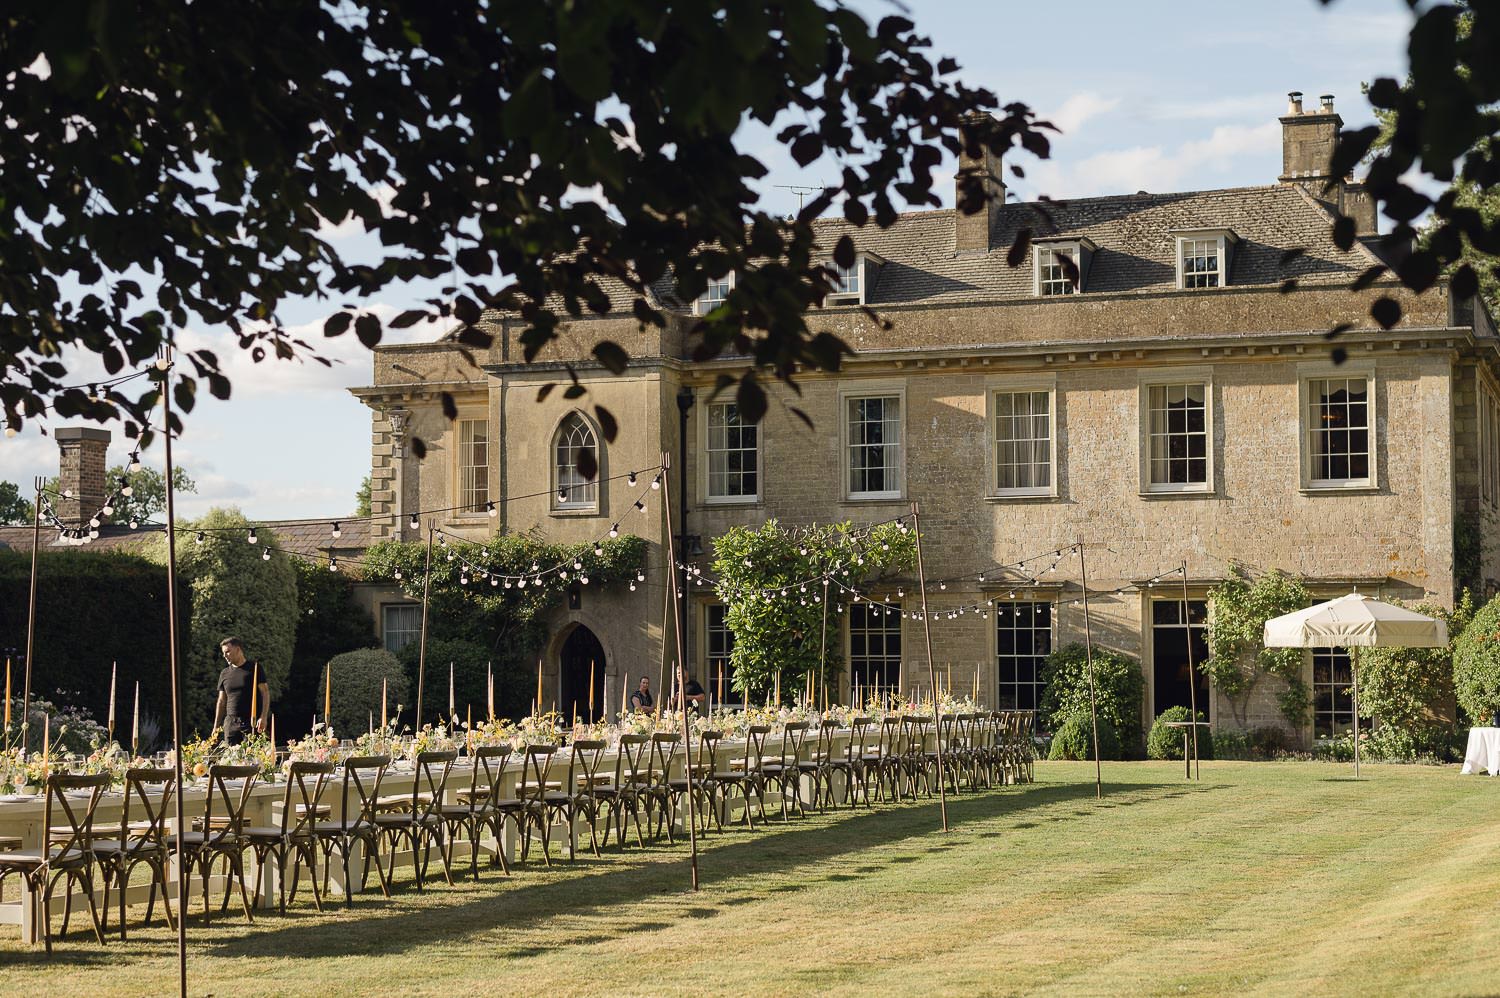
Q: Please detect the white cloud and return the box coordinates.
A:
[1047,92,1122,135]
[1027,121,1281,198]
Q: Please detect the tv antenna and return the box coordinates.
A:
[775,183,828,216]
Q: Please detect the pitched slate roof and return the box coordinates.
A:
[0,517,372,559]
[809,184,1377,305]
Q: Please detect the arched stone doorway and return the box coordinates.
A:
[560,625,607,723]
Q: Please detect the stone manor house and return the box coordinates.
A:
[351,93,1500,740]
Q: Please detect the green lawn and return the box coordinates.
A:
[4,761,1500,996]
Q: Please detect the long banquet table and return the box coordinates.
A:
[0,726,915,942]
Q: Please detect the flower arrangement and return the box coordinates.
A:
[219,732,278,780]
[168,731,221,780]
[408,721,461,759]
[470,716,520,749]
[515,711,565,748]
[354,717,404,759]
[285,723,341,766]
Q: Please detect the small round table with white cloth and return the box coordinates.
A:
[1460,727,1500,775]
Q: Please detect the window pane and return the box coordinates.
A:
[995,390,1051,492]
[848,396,901,496]
[996,601,1051,712]
[1309,377,1371,483]
[459,419,490,512]
[850,603,902,694]
[1147,384,1208,487]
[706,402,758,499]
[555,413,599,506]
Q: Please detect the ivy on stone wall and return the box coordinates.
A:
[711,520,915,700]
[1204,565,1312,731]
[1455,512,1483,598]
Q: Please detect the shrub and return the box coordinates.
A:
[1214,730,1252,760]
[1047,712,1122,761]
[1040,644,1145,752]
[1146,706,1214,761]
[1360,592,1471,739]
[146,508,299,731]
[282,559,377,740]
[3,695,109,754]
[0,548,189,738]
[396,636,496,725]
[1249,726,1298,758]
[316,648,408,738]
[1453,591,1500,725]
[1363,724,1462,764]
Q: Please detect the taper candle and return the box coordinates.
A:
[449,661,455,719]
[324,662,332,726]
[382,677,388,730]
[41,715,49,778]
[108,661,117,736]
[132,682,140,753]
[5,658,12,733]
[250,661,259,727]
[588,660,595,717]
[536,659,543,714]
[487,662,494,721]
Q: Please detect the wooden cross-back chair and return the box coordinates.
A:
[317,754,390,906]
[169,763,259,924]
[244,761,333,913]
[0,772,110,952]
[440,744,513,879]
[94,767,175,939]
[375,750,455,890]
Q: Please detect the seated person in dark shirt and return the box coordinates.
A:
[629,676,654,712]
[679,674,706,713]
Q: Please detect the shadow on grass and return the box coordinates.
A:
[7,779,1221,968]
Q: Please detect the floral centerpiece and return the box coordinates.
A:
[407,720,461,760]
[353,718,404,759]
[285,724,341,766]
[219,732,278,780]
[167,731,220,780]
[515,711,565,748]
[470,716,520,750]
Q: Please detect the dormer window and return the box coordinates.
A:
[1032,237,1095,296]
[695,272,735,315]
[822,251,884,306]
[1173,229,1239,290]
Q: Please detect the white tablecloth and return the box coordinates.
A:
[1460,727,1500,775]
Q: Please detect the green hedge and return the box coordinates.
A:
[1453,592,1500,725]
[0,548,189,738]
[1147,706,1214,760]
[1047,712,1122,761]
[282,558,377,740]
[317,648,408,738]
[1040,644,1146,753]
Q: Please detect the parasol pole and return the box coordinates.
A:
[415,522,434,729]
[1076,543,1103,800]
[1351,647,1361,779]
[910,502,948,832]
[158,345,189,998]
[660,452,699,889]
[1181,561,1200,780]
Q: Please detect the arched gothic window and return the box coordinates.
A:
[554,412,599,509]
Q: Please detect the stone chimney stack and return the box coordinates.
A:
[955,113,1006,253]
[1278,91,1377,236]
[56,427,110,529]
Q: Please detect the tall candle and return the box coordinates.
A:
[324,662,332,727]
[536,659,543,715]
[773,671,780,706]
[588,660,595,716]
[449,661,455,719]
[467,703,473,753]
[717,664,724,705]
[42,716,49,779]
[250,661,259,727]
[974,662,981,702]
[5,658,11,733]
[271,714,276,749]
[132,682,140,753]
[369,710,373,735]
[108,661,117,736]
[487,662,494,721]
[382,677,388,730]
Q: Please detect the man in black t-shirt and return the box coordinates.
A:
[213,636,269,745]
[678,674,706,713]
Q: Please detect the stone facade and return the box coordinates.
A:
[353,96,1500,742]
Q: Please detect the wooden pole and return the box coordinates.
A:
[909,502,949,832]
[1351,647,1361,780]
[21,477,41,757]
[820,577,830,709]
[1180,561,1200,780]
[159,346,189,998]
[415,523,435,729]
[661,452,700,890]
[1076,543,1104,800]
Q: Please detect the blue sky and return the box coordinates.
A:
[0,0,1419,520]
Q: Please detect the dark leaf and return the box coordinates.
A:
[594,405,618,443]
[1332,216,1356,252]
[833,235,856,269]
[440,391,458,421]
[455,325,494,349]
[389,309,428,329]
[1451,264,1479,300]
[592,341,629,375]
[735,376,767,425]
[324,312,353,337]
[1350,264,1388,292]
[1006,228,1032,268]
[1396,250,1440,294]
[1331,347,1348,365]
[1279,247,1306,267]
[536,383,556,402]
[563,384,586,399]
[1324,323,1355,340]
[411,437,427,460]
[788,406,815,431]
[354,313,382,348]
[575,447,598,481]
[1370,297,1402,330]
[1279,279,1298,294]
[453,295,481,325]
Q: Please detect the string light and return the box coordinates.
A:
[332,521,342,538]
[196,532,205,544]
[609,524,619,538]
[247,528,258,545]
[128,451,142,473]
[262,547,271,561]
[409,514,420,531]
[651,474,661,490]
[487,501,497,518]
[627,471,637,486]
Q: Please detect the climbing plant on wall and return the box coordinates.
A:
[710,519,915,700]
[1204,565,1312,731]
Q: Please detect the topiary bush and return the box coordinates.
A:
[1039,644,1145,753]
[146,508,299,731]
[1047,712,1122,761]
[1453,591,1500,725]
[317,648,408,738]
[1146,706,1214,760]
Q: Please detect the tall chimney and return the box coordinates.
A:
[1279,89,1342,200]
[56,427,110,529]
[955,113,1006,253]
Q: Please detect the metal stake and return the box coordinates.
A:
[415,523,435,729]
[159,347,188,998]
[1181,561,1200,780]
[661,452,700,889]
[1076,543,1103,800]
[910,502,949,832]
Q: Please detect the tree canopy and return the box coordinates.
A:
[1,2,1051,450]
[1331,0,1500,324]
